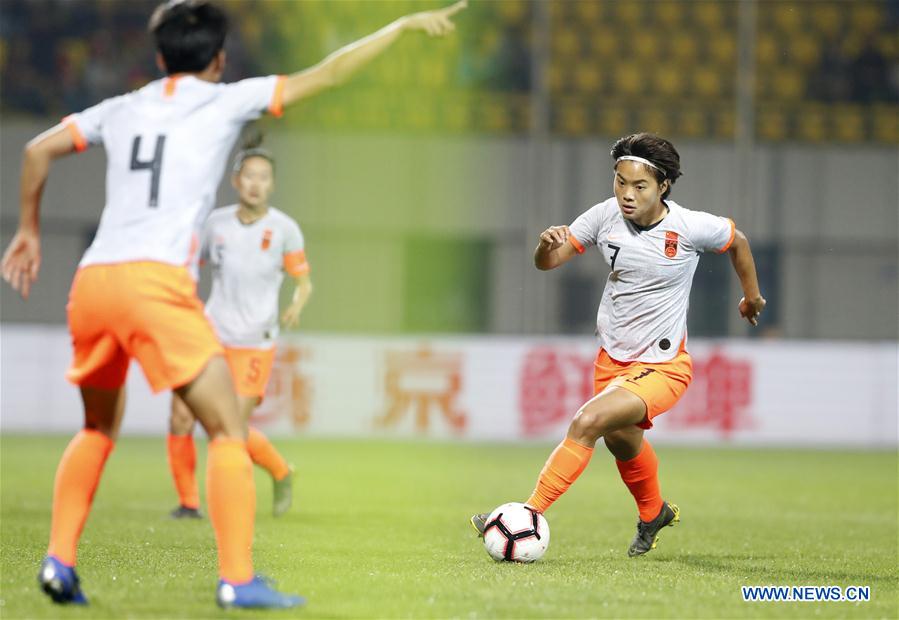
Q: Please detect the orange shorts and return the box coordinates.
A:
[594,347,693,429]
[66,262,223,393]
[224,347,275,399]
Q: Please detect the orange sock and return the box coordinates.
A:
[167,434,200,509]
[525,437,594,513]
[246,427,290,481]
[616,440,664,522]
[206,438,255,583]
[47,429,114,566]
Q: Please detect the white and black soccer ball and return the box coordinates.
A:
[482,502,549,563]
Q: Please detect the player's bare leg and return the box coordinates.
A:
[177,355,303,609]
[239,395,295,516]
[473,388,644,536]
[604,425,679,556]
[167,394,202,518]
[40,386,125,605]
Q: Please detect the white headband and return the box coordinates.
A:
[617,155,663,174]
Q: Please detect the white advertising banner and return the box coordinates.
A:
[1,325,896,446]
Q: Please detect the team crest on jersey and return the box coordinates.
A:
[261,229,273,250]
[664,231,679,258]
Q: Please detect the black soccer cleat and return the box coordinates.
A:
[627,501,680,557]
[470,513,489,537]
[170,505,203,519]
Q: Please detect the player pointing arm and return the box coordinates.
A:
[2,0,468,298]
[1,0,466,610]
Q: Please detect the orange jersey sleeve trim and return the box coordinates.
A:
[283,250,310,276]
[269,75,287,118]
[62,116,88,153]
[716,218,736,254]
[569,234,585,254]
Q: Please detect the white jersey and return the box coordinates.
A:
[569,197,735,363]
[65,74,285,268]
[203,206,309,349]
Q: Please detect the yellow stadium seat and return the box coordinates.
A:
[573,0,603,25]
[669,32,700,63]
[552,28,581,58]
[772,68,804,101]
[596,104,630,137]
[588,29,620,59]
[677,108,707,138]
[850,2,883,36]
[654,1,685,29]
[693,1,726,30]
[653,63,684,98]
[631,30,660,61]
[708,32,736,67]
[612,62,644,97]
[872,105,899,143]
[771,2,803,34]
[788,34,821,68]
[557,99,590,136]
[573,64,603,94]
[636,107,670,136]
[614,1,644,28]
[796,105,827,142]
[757,107,787,141]
[713,107,735,139]
[810,2,843,41]
[831,105,865,143]
[546,60,569,94]
[692,65,724,99]
[755,32,780,67]
[497,0,528,26]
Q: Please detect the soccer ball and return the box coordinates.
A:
[482,502,549,563]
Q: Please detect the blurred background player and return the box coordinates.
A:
[472,133,766,557]
[169,136,311,520]
[0,0,466,609]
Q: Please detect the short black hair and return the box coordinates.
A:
[610,133,682,199]
[233,131,275,174]
[149,1,228,75]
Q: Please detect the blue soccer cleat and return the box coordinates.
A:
[216,575,305,609]
[38,556,88,605]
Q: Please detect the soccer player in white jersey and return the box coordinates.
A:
[472,133,766,557]
[1,0,466,609]
[168,138,310,520]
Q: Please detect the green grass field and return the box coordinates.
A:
[1,435,896,619]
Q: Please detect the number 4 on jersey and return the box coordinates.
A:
[130,135,166,207]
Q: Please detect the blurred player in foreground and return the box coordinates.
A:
[1,0,466,609]
[472,133,766,557]
[168,137,309,520]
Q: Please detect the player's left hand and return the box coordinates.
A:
[403,0,467,37]
[281,303,303,328]
[739,295,766,326]
[1,228,41,300]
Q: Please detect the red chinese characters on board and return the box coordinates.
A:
[519,346,754,439]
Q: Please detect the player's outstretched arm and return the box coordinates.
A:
[1,123,78,299]
[535,226,579,271]
[727,229,766,326]
[281,273,313,328]
[281,0,467,107]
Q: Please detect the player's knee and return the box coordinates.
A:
[169,398,195,435]
[569,407,608,442]
[603,428,642,460]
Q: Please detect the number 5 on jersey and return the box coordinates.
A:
[130,135,166,208]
